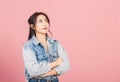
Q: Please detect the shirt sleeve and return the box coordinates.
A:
[54,41,70,74]
[22,45,51,77]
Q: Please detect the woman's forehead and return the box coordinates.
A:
[37,15,46,20]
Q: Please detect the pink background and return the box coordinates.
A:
[0,0,120,82]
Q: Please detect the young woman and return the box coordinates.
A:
[22,12,70,82]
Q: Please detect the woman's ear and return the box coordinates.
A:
[30,24,35,29]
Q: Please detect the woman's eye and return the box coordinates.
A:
[39,20,42,23]
[38,19,48,23]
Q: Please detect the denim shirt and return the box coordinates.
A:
[22,35,70,80]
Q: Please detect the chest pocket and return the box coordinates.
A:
[34,46,48,61]
[37,52,45,61]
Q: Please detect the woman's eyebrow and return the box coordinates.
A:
[38,19,43,20]
[38,18,47,20]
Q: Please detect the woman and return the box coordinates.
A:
[22,12,70,82]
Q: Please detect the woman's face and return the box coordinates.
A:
[34,14,49,34]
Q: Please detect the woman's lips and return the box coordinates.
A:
[42,28,48,30]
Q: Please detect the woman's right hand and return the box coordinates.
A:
[55,57,63,66]
[50,57,63,69]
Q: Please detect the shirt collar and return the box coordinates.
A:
[31,35,40,45]
[31,35,56,46]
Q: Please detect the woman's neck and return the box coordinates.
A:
[36,33,48,52]
[36,33,47,43]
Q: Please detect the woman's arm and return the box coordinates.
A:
[41,41,71,76]
[23,47,50,77]
[41,57,63,77]
[54,42,70,74]
[41,69,57,77]
[23,45,63,77]
[50,57,63,69]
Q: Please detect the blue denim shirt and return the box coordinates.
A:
[22,35,70,80]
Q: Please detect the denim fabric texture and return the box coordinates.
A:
[23,35,70,81]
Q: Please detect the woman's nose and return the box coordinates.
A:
[43,22,48,26]
[43,21,47,25]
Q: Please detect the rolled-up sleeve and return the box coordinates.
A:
[22,45,51,77]
[54,42,70,74]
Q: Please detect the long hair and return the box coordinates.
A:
[27,12,52,40]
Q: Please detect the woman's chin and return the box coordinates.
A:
[42,30,48,34]
[41,31,48,34]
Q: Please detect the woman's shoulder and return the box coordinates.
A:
[47,37,63,47]
[23,39,34,49]
[47,36,61,44]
